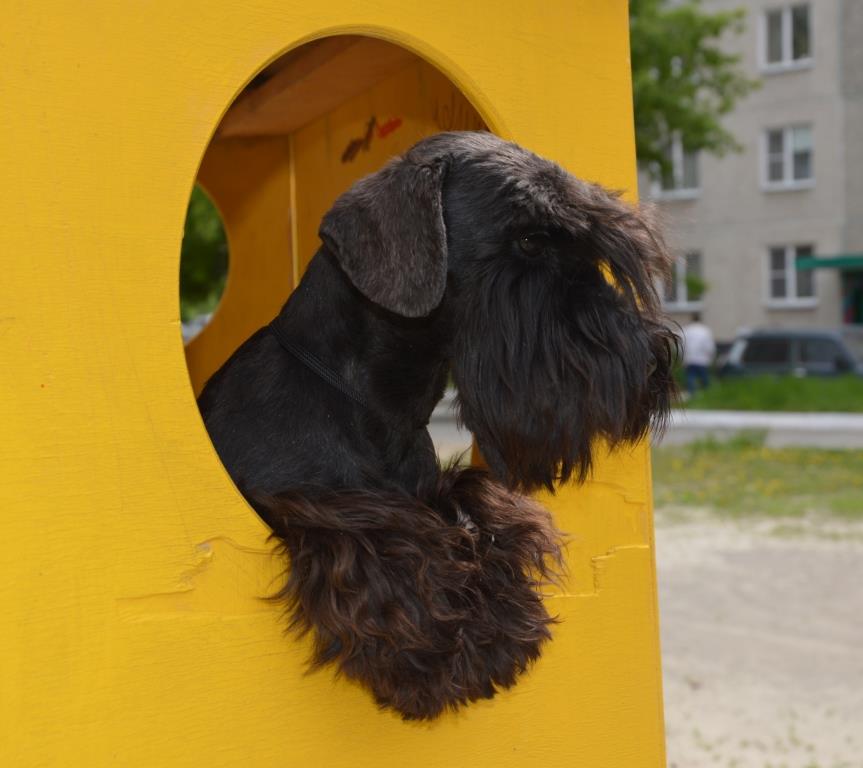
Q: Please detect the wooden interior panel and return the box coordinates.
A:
[187,43,486,390]
[217,36,416,138]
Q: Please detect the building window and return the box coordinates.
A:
[763,125,813,189]
[654,134,699,199]
[766,244,816,306]
[762,4,812,71]
[665,251,704,309]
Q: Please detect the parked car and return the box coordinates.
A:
[718,328,863,378]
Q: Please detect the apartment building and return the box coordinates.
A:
[648,0,863,341]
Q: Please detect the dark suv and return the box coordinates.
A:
[719,329,863,378]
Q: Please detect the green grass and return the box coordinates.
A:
[652,431,863,519]
[682,376,863,412]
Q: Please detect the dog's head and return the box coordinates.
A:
[320,131,677,492]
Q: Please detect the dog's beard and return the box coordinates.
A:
[452,261,676,493]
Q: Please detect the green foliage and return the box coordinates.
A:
[630,0,759,177]
[685,376,863,412]
[179,185,228,322]
[653,435,863,519]
[684,272,708,301]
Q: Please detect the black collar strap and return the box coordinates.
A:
[268,322,369,410]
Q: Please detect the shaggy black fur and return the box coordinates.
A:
[197,131,676,720]
[251,467,561,720]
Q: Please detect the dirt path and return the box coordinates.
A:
[656,513,863,768]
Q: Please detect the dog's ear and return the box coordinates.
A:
[319,152,448,318]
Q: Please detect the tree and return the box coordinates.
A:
[630,0,758,178]
[179,185,228,322]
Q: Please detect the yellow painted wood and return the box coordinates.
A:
[0,2,666,766]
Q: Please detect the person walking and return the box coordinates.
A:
[681,312,716,397]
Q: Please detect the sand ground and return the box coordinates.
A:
[656,512,863,768]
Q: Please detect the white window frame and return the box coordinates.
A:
[763,244,818,309]
[664,251,705,312]
[651,134,700,201]
[761,125,814,191]
[759,4,813,74]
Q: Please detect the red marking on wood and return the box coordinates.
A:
[376,117,402,139]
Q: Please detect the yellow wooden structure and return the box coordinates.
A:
[0,3,667,766]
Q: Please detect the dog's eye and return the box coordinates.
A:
[517,232,552,257]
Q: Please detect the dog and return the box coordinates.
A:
[197,131,676,720]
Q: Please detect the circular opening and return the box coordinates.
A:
[185,34,486,515]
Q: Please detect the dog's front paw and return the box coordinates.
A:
[255,468,563,720]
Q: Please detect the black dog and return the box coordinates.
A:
[198,131,676,720]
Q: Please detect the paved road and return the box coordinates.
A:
[661,409,863,449]
[429,392,863,451]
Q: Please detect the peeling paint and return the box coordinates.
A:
[117,538,278,620]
